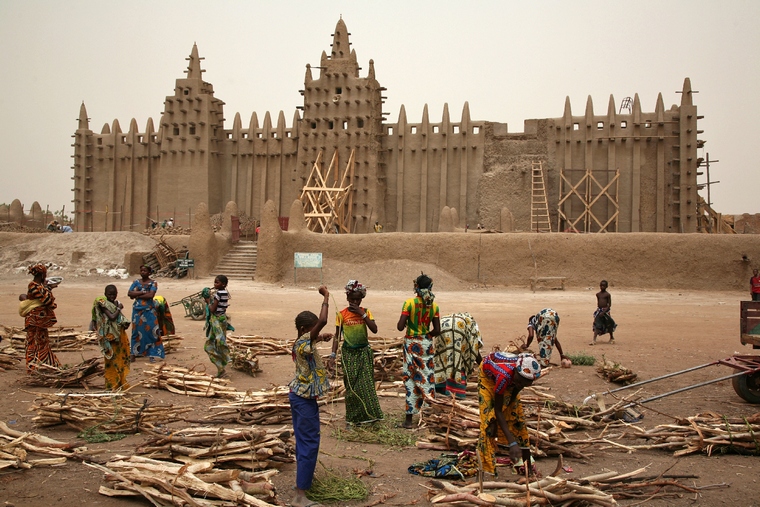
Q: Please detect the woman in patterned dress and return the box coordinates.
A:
[477,352,541,477]
[434,312,483,399]
[90,284,130,390]
[329,280,383,425]
[397,273,441,429]
[127,265,164,362]
[18,264,61,372]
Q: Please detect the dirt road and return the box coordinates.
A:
[1,273,758,506]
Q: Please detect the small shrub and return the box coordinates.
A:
[567,351,596,366]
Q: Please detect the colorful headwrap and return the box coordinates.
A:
[415,273,435,305]
[345,279,367,298]
[28,264,47,278]
[515,353,541,380]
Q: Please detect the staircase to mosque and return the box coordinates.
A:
[211,241,257,280]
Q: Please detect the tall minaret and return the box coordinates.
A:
[72,101,92,231]
[298,17,385,233]
[156,44,226,216]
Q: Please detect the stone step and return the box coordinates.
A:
[217,257,256,266]
[211,242,258,280]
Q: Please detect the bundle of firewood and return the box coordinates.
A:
[87,455,280,506]
[195,383,346,426]
[621,411,760,456]
[328,337,404,379]
[199,388,293,425]
[3,325,91,351]
[136,425,294,471]
[416,387,603,459]
[230,346,262,376]
[22,357,103,388]
[426,472,617,506]
[31,392,193,433]
[143,363,240,398]
[425,461,725,507]
[0,421,91,470]
[596,356,637,384]
[227,335,292,355]
[160,334,183,354]
[371,336,405,381]
[0,346,21,371]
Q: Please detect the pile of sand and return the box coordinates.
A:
[0,232,158,279]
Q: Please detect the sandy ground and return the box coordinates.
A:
[1,234,759,506]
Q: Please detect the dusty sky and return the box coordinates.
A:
[1,1,758,216]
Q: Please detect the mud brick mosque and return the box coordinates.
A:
[72,17,705,234]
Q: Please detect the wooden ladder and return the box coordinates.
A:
[531,161,552,233]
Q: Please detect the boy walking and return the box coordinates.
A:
[590,280,616,345]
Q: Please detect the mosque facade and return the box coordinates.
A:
[72,18,701,233]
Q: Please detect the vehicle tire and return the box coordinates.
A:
[190,300,206,321]
[732,372,760,404]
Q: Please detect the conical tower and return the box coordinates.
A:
[157,43,227,216]
[298,17,385,233]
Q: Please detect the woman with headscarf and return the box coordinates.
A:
[90,284,130,390]
[329,280,383,425]
[477,352,541,477]
[18,264,61,371]
[127,265,165,362]
[434,312,483,399]
[397,273,441,429]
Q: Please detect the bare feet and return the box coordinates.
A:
[401,414,413,429]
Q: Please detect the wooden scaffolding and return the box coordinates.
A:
[530,161,552,233]
[696,194,735,234]
[558,169,620,233]
[299,150,355,234]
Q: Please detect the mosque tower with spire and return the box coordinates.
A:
[157,44,226,215]
[297,16,386,233]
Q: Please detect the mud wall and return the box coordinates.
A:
[257,206,760,291]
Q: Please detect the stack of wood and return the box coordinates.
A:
[597,357,637,384]
[370,336,405,381]
[143,363,240,398]
[230,346,262,376]
[227,335,292,355]
[3,325,91,351]
[22,357,103,388]
[136,425,293,470]
[199,387,296,425]
[198,383,344,425]
[160,334,184,354]
[329,338,403,373]
[621,412,760,456]
[416,387,602,459]
[141,239,189,278]
[31,392,193,433]
[142,225,190,236]
[0,346,21,371]
[0,421,89,471]
[427,473,616,506]
[87,455,280,506]
[426,464,720,506]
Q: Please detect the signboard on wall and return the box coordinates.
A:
[294,252,322,268]
[294,252,323,283]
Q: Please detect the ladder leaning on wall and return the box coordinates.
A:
[531,161,552,233]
